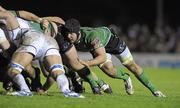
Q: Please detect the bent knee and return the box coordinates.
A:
[49,64,65,78]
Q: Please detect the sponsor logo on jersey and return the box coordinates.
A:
[91,37,100,48]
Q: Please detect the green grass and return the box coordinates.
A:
[0,67,180,108]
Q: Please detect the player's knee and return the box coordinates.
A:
[8,62,25,78]
[49,64,65,79]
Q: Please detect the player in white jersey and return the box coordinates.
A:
[0,7,84,98]
[14,10,113,94]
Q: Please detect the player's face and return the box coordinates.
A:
[66,32,78,43]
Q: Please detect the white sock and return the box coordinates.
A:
[56,74,70,93]
[13,74,30,92]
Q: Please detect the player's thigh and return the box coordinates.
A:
[44,55,62,67]
[43,51,63,75]
[64,46,84,70]
[43,55,65,76]
[115,47,133,65]
[11,52,33,67]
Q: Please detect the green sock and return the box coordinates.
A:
[95,79,105,87]
[115,69,129,81]
[137,72,157,93]
[76,67,99,88]
[86,73,99,88]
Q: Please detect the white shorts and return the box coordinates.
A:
[15,30,60,61]
[114,46,133,65]
[99,47,133,66]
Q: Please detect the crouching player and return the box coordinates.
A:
[0,8,84,98]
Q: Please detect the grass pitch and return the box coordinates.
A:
[0,67,180,108]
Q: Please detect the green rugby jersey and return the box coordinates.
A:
[27,21,43,32]
[76,27,112,51]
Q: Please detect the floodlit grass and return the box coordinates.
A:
[0,67,180,108]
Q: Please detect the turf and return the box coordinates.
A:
[0,67,180,108]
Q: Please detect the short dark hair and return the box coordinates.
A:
[64,18,80,34]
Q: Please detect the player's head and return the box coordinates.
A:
[64,18,80,35]
[58,18,81,43]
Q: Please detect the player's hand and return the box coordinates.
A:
[40,19,50,35]
[40,19,49,29]
[37,88,48,95]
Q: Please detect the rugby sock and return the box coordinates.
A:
[91,71,104,87]
[137,72,157,93]
[86,73,99,88]
[77,67,98,88]
[43,76,55,91]
[56,74,70,93]
[95,79,105,87]
[13,74,30,92]
[115,69,129,81]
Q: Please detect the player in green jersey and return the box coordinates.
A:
[60,18,166,97]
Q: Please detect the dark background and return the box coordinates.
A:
[0,0,179,28]
[1,0,180,53]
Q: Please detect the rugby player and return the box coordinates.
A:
[12,10,112,94]
[0,8,84,98]
[59,18,166,97]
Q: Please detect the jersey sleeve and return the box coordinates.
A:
[55,34,73,54]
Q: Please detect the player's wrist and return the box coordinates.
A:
[86,60,96,67]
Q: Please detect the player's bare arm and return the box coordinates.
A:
[0,6,6,11]
[85,47,106,67]
[64,45,85,70]
[42,16,65,25]
[18,10,41,23]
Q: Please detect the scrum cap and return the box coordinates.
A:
[64,18,80,36]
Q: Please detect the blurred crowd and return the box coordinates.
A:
[107,24,180,53]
